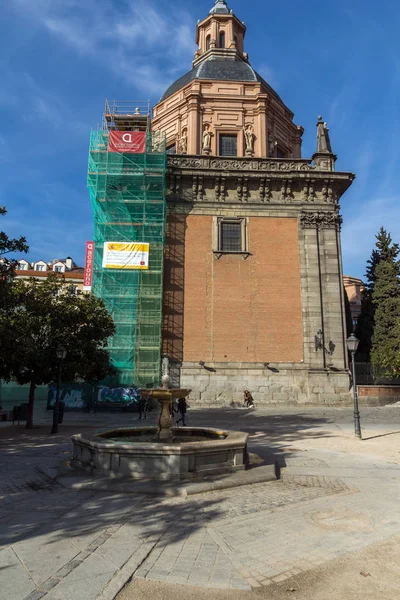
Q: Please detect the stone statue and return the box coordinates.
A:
[179,129,188,154]
[202,125,212,154]
[316,116,333,154]
[244,124,255,155]
[268,134,277,157]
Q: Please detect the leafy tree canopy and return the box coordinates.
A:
[0,207,29,282]
[0,274,116,428]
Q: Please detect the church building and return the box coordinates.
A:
[153,0,355,405]
[88,0,355,406]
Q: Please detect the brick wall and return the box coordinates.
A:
[183,215,304,363]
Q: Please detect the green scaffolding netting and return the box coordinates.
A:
[87,130,167,387]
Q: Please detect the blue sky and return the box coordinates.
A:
[1,0,399,279]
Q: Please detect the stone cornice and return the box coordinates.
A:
[167,155,355,180]
[166,155,355,207]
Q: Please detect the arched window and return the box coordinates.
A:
[206,35,211,51]
[219,31,225,48]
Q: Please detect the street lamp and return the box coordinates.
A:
[346,333,361,439]
[51,345,67,435]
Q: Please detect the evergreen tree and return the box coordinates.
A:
[370,256,400,380]
[365,228,399,290]
[355,228,399,361]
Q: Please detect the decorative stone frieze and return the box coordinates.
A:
[300,211,343,230]
[168,155,314,172]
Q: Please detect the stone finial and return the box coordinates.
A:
[316,116,333,154]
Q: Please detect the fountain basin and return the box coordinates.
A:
[72,427,249,481]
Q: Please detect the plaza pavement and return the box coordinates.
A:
[0,405,399,599]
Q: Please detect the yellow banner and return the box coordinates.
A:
[102,242,149,270]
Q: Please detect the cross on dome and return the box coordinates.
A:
[209,0,231,15]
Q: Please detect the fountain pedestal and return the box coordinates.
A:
[158,398,173,441]
[149,374,190,442]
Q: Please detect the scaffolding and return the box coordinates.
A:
[88,100,166,387]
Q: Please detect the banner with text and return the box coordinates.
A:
[83,241,94,290]
[102,242,149,270]
[108,131,146,154]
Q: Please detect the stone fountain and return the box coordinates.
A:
[72,358,248,481]
[150,356,191,442]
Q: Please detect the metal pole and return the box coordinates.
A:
[51,359,62,435]
[351,351,362,438]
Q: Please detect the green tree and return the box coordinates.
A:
[370,256,400,380]
[0,206,29,284]
[355,228,399,361]
[365,228,399,290]
[0,208,29,380]
[0,275,116,429]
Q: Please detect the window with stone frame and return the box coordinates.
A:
[166,144,176,155]
[206,35,211,51]
[217,218,247,253]
[219,134,237,156]
[219,31,225,48]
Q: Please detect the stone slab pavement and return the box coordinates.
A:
[0,405,399,599]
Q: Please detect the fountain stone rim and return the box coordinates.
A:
[72,426,248,455]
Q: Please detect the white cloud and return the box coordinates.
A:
[353,142,374,195]
[255,64,279,89]
[10,0,197,95]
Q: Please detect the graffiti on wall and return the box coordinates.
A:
[97,387,140,406]
[48,387,85,409]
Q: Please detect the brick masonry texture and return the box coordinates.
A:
[183,215,303,363]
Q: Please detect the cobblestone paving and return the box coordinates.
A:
[134,474,356,590]
[136,530,251,590]
[191,476,353,522]
[1,409,400,598]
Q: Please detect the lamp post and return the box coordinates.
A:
[346,333,361,439]
[51,345,67,435]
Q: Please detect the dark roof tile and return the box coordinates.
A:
[160,58,283,103]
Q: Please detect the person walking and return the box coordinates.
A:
[175,397,188,426]
[244,389,255,408]
[138,391,148,420]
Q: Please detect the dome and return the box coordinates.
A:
[160,58,283,103]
